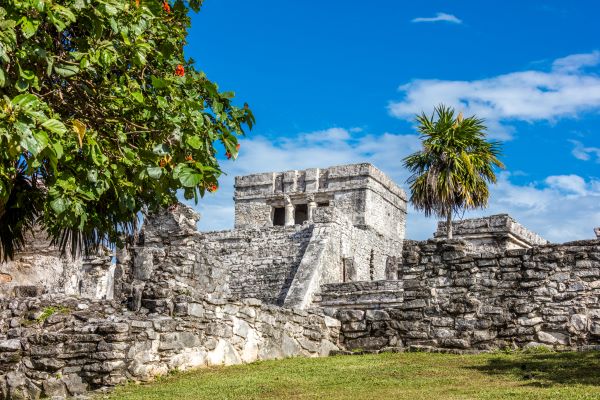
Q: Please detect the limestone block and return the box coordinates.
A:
[365,310,390,321]
[336,310,364,322]
[517,317,543,327]
[570,314,588,332]
[168,348,208,370]
[42,377,67,399]
[207,339,241,366]
[536,331,569,345]
[0,339,21,352]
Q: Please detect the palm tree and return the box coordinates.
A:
[403,105,504,239]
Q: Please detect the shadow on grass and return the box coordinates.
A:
[470,351,600,387]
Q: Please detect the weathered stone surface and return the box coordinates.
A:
[0,339,21,352]
[0,293,340,398]
[0,224,114,300]
[327,238,600,353]
[433,214,548,253]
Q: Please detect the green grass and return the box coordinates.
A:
[105,350,600,400]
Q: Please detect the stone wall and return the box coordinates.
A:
[207,226,314,305]
[0,294,340,399]
[434,214,549,253]
[126,203,404,312]
[332,238,600,352]
[233,163,407,241]
[0,226,114,300]
[314,281,404,309]
[124,206,317,312]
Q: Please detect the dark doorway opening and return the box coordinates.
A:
[294,204,308,225]
[273,207,285,226]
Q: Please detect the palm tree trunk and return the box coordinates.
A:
[446,212,453,239]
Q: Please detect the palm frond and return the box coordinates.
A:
[0,167,43,262]
[403,104,504,222]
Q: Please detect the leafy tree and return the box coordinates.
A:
[0,0,254,260]
[403,105,503,239]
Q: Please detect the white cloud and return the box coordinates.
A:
[485,173,600,242]
[411,12,462,24]
[570,139,600,162]
[545,174,588,195]
[552,51,600,73]
[388,51,600,140]
[185,128,600,243]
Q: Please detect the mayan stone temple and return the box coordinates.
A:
[1,162,600,398]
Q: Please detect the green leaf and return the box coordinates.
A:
[131,91,144,103]
[12,94,38,109]
[14,122,39,154]
[186,136,202,150]
[109,17,118,32]
[50,197,68,214]
[42,119,67,134]
[46,57,54,77]
[178,168,203,188]
[15,79,28,92]
[19,69,35,81]
[0,67,4,87]
[48,11,67,31]
[146,166,163,179]
[119,193,135,211]
[54,64,79,78]
[79,57,90,70]
[156,96,168,109]
[33,130,49,151]
[53,142,64,159]
[104,3,118,15]
[151,76,167,89]
[99,50,114,67]
[133,50,146,66]
[20,18,40,38]
[33,0,46,12]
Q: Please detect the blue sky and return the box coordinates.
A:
[183,0,600,242]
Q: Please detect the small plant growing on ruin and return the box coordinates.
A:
[403,105,504,238]
[35,305,70,323]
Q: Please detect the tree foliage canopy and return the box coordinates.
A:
[403,105,503,238]
[0,0,254,259]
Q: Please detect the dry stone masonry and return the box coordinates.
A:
[328,239,600,352]
[0,294,339,399]
[433,214,549,253]
[1,162,600,398]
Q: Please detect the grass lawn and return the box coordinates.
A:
[105,350,600,400]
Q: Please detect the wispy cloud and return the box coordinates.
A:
[411,12,462,24]
[388,51,600,140]
[545,174,589,195]
[185,128,600,242]
[552,51,600,72]
[570,139,600,162]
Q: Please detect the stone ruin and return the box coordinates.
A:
[433,213,549,253]
[1,162,600,399]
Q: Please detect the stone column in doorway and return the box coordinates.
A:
[284,195,295,226]
[307,194,317,222]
